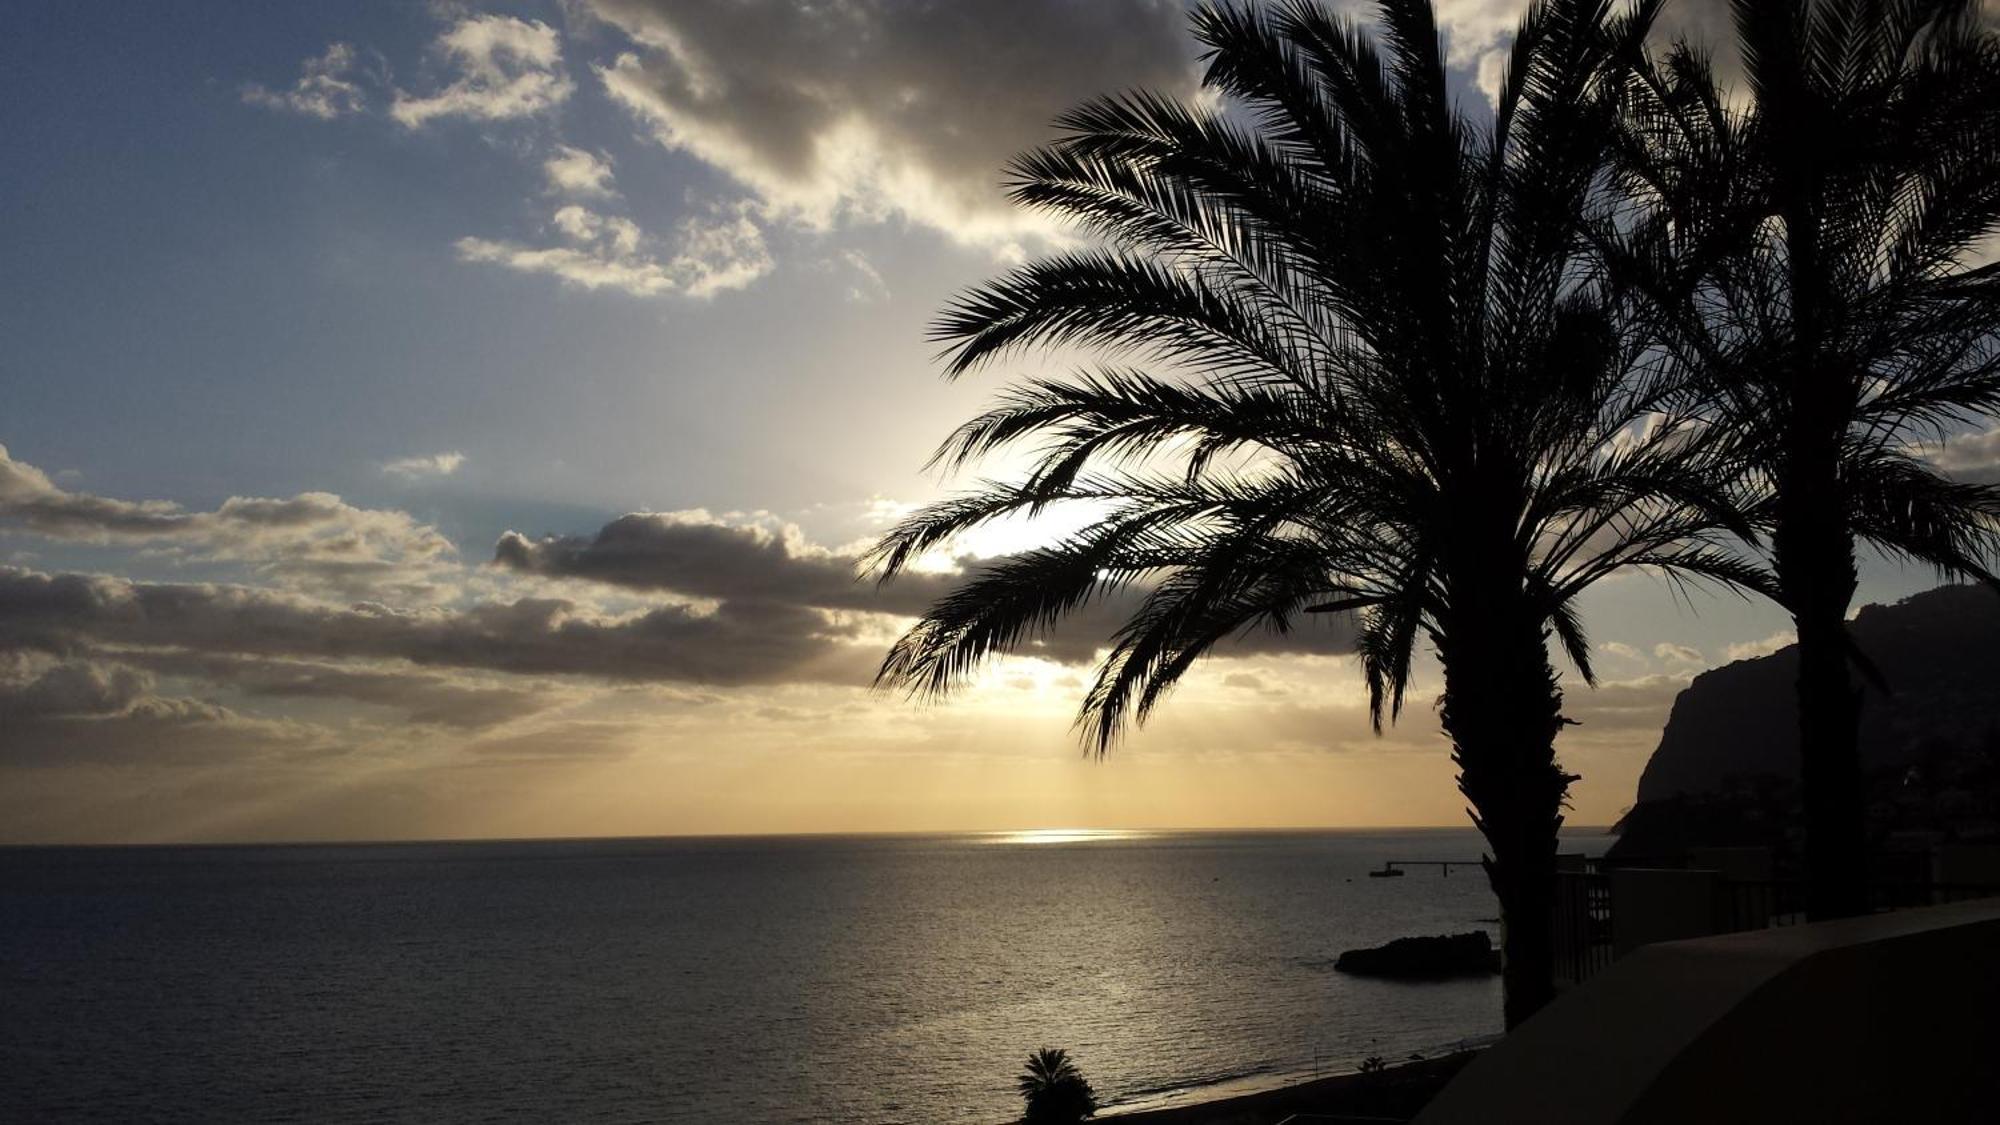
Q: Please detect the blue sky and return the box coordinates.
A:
[4,2,1006,545]
[2,0,1993,843]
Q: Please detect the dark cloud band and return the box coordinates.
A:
[0,566,874,688]
[491,512,1358,664]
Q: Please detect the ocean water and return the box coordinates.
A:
[0,829,1605,1123]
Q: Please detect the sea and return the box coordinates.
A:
[0,828,1609,1123]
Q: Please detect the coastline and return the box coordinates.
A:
[1096,1051,1480,1124]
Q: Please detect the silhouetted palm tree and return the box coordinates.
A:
[1606,0,2000,919]
[871,0,1757,1027]
[1016,1047,1098,1124]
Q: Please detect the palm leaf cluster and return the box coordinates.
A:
[1611,0,2000,587]
[873,0,1752,759]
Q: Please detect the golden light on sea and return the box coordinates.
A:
[986,828,1156,846]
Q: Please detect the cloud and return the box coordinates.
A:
[467,137,776,299]
[492,510,1357,664]
[4,449,1352,703]
[1927,424,2000,482]
[544,145,618,198]
[1222,670,1280,695]
[0,566,875,689]
[456,200,771,299]
[1562,672,1692,739]
[1,444,455,601]
[1323,1,1748,111]
[836,250,888,303]
[551,204,641,253]
[243,42,371,119]
[0,440,1362,782]
[1427,0,1540,103]
[0,651,151,719]
[1652,642,1708,669]
[0,698,307,767]
[382,451,466,479]
[583,0,1200,247]
[0,651,312,766]
[2,442,185,538]
[462,720,641,762]
[1430,0,1741,107]
[121,652,566,732]
[495,510,953,614]
[390,15,573,128]
[0,624,583,767]
[1723,629,1795,663]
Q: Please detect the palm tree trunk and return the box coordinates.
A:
[1436,598,1572,1030]
[1774,466,1868,921]
[1487,816,1560,1031]
[1775,182,1872,921]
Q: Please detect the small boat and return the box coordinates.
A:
[1368,864,1405,878]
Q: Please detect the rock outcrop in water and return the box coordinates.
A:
[1334,931,1499,978]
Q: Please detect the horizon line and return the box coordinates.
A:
[0,822,1619,851]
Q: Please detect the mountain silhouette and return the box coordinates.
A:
[1635,585,2000,803]
[1613,585,2000,859]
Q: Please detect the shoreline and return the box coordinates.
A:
[1095,1051,1480,1124]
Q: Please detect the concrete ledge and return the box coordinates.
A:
[1414,897,2000,1124]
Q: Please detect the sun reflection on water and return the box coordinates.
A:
[985,828,1155,845]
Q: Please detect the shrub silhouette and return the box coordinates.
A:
[1017,1047,1097,1124]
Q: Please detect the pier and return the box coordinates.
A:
[1382,860,1484,877]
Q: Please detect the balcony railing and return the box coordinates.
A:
[1552,861,2000,985]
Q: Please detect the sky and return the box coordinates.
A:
[3,0,1994,844]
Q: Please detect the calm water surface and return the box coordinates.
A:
[0,829,1607,1123]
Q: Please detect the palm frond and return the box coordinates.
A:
[880,0,1790,760]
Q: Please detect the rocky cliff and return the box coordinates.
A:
[1634,584,2000,804]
